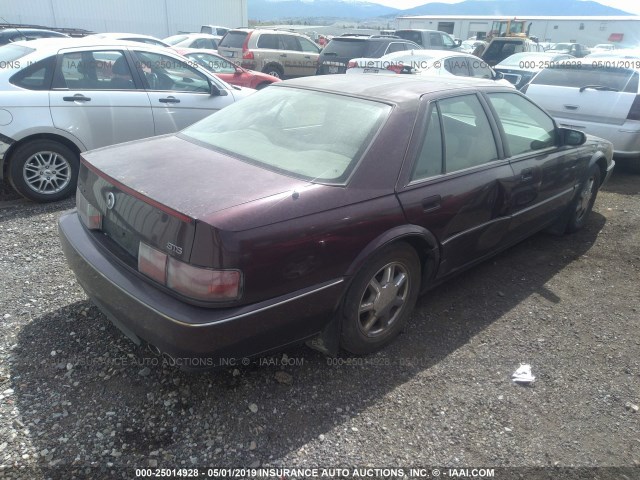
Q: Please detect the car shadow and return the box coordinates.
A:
[601,167,639,196]
[9,213,606,476]
[0,196,74,224]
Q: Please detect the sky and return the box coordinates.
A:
[358,0,640,15]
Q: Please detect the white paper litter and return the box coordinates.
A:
[512,364,535,383]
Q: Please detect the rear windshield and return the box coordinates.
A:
[322,38,368,58]
[182,87,391,185]
[395,31,422,45]
[531,65,639,93]
[219,31,248,49]
[0,44,34,63]
[164,35,188,46]
[483,41,524,63]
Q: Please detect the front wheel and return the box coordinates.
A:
[340,243,421,355]
[565,164,601,233]
[8,140,79,203]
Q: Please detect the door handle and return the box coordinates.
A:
[63,94,91,102]
[521,168,534,182]
[421,195,441,212]
[159,96,180,104]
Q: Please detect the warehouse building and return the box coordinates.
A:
[0,0,248,38]
[395,15,640,46]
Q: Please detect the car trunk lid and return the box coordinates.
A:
[78,134,310,264]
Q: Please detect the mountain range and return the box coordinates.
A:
[248,0,634,21]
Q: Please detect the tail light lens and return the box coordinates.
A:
[76,189,102,230]
[167,258,241,301]
[138,242,167,284]
[138,242,242,302]
[627,95,640,120]
[347,60,357,70]
[242,50,254,60]
[386,64,404,74]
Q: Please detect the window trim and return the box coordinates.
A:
[399,92,507,190]
[482,90,560,160]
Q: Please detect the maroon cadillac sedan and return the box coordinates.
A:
[58,75,614,368]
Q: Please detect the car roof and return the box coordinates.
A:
[279,75,507,105]
[8,37,174,55]
[89,32,161,39]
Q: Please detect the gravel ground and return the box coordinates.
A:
[0,168,638,480]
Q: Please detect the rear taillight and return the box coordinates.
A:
[347,60,357,70]
[167,258,241,300]
[386,64,404,74]
[138,242,242,302]
[76,189,102,230]
[138,242,167,284]
[627,95,640,120]
[241,32,253,60]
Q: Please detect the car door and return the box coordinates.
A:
[131,49,235,135]
[297,36,321,77]
[278,34,304,77]
[484,91,581,242]
[49,48,154,150]
[396,93,514,278]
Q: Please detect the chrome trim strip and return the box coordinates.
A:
[441,187,576,246]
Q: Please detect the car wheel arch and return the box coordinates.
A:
[0,133,86,197]
[2,132,83,182]
[591,154,609,186]
[344,226,441,289]
[308,227,440,357]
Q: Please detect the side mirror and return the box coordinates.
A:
[209,81,227,97]
[493,71,504,80]
[561,128,586,146]
[454,39,462,47]
[234,66,243,75]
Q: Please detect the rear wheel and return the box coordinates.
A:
[262,63,284,79]
[340,243,420,355]
[565,164,601,233]
[8,140,79,203]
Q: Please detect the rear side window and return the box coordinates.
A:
[10,55,55,90]
[279,35,300,52]
[444,57,470,76]
[531,66,639,93]
[322,39,368,58]
[257,34,279,49]
[219,31,248,49]
[412,108,444,181]
[439,95,498,172]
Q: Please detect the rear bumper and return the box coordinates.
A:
[58,211,345,368]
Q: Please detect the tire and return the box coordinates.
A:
[565,164,601,233]
[340,242,421,355]
[262,64,284,79]
[8,140,79,203]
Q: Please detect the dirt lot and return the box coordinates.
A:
[0,167,638,480]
